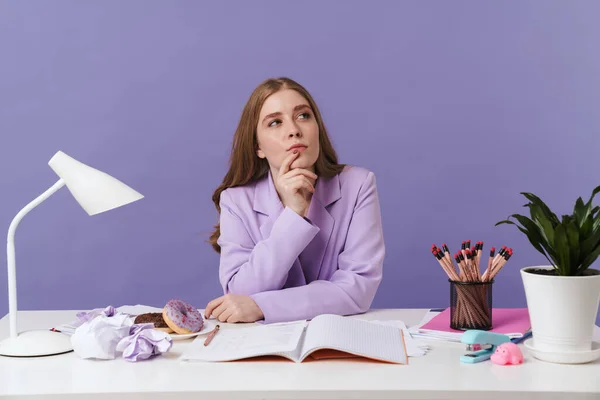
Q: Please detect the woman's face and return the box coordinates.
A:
[256,89,320,173]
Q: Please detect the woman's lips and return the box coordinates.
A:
[289,145,307,152]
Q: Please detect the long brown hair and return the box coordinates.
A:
[209,77,345,252]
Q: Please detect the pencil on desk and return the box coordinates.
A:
[442,244,454,274]
[476,242,483,269]
[439,247,459,280]
[490,248,512,280]
[489,247,507,276]
[431,246,449,271]
[204,325,220,346]
[432,247,459,281]
[465,249,472,279]
[459,251,473,282]
[475,242,483,277]
[454,253,465,281]
[474,247,481,281]
[491,246,506,268]
[482,247,495,282]
[467,249,479,282]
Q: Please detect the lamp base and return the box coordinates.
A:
[0,330,73,357]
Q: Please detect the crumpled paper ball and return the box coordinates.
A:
[70,306,173,362]
[116,323,173,362]
[71,313,133,360]
[70,305,116,331]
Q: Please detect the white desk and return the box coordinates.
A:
[1,309,599,400]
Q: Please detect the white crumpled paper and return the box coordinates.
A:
[116,323,173,362]
[69,306,172,362]
[71,313,134,359]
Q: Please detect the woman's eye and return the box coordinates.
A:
[298,112,310,119]
[268,119,281,127]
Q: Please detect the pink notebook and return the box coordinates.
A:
[419,308,531,338]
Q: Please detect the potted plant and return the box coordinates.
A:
[496,186,600,363]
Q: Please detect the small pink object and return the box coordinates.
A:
[490,342,524,365]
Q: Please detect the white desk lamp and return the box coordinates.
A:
[0,151,144,357]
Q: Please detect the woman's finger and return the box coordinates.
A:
[218,307,234,323]
[281,168,317,181]
[226,312,240,323]
[211,302,228,319]
[204,296,224,318]
[289,176,315,193]
[278,151,299,177]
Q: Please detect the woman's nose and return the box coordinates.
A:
[288,131,302,138]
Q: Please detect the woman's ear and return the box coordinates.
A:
[256,148,265,159]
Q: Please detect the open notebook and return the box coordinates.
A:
[180,314,408,364]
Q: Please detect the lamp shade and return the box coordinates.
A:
[48,151,144,215]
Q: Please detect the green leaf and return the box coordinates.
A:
[510,213,556,261]
[565,220,579,271]
[586,185,600,207]
[574,197,587,227]
[579,185,600,231]
[594,210,600,233]
[529,203,555,247]
[495,219,515,226]
[581,228,600,256]
[581,217,594,239]
[576,186,600,229]
[553,224,570,275]
[513,225,556,266]
[580,243,600,272]
[520,192,560,225]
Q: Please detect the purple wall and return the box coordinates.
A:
[1,1,599,324]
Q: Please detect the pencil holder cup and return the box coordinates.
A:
[449,280,494,331]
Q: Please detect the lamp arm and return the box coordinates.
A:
[6,178,65,339]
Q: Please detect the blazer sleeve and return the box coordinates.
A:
[250,172,385,324]
[218,189,320,295]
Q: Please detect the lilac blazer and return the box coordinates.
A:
[217,165,385,323]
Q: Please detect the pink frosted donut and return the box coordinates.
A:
[162,299,204,334]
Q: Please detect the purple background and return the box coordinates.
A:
[1,1,599,325]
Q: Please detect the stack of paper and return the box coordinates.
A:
[409,308,531,343]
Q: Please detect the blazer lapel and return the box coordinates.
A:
[253,170,341,282]
[253,171,284,239]
[302,173,341,281]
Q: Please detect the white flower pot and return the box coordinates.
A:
[520,265,600,362]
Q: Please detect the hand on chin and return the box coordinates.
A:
[289,157,310,171]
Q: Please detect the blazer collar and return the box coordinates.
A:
[253,170,341,216]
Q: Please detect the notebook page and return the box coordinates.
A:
[299,314,407,364]
[180,321,306,362]
[272,325,308,362]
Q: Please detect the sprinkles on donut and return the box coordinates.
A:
[162,299,204,335]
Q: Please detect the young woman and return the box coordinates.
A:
[204,77,385,324]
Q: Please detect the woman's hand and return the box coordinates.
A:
[204,294,265,323]
[274,151,317,217]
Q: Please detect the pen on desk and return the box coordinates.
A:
[511,331,532,344]
[203,325,220,346]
